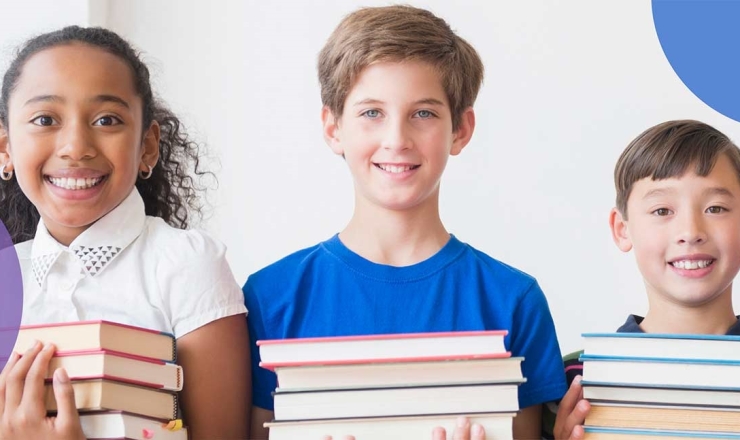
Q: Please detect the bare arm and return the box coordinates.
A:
[177,314,251,439]
[250,406,273,439]
[514,403,543,440]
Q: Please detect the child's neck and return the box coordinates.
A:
[640,288,737,335]
[339,196,450,267]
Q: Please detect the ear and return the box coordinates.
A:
[140,120,160,172]
[0,123,11,171]
[609,207,633,252]
[450,107,475,156]
[321,106,344,156]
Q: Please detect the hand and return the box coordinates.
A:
[553,375,591,439]
[320,416,485,440]
[0,341,86,440]
[433,416,485,440]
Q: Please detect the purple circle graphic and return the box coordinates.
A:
[0,219,22,371]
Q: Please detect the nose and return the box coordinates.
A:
[56,120,97,161]
[381,118,412,152]
[676,211,707,245]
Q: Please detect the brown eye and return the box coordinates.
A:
[652,208,671,216]
[706,206,725,214]
[94,116,121,126]
[32,116,55,126]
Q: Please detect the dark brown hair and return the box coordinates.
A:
[0,26,211,244]
[318,5,484,131]
[615,119,740,218]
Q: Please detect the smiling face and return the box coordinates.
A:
[611,153,740,308]
[322,60,474,213]
[0,43,158,245]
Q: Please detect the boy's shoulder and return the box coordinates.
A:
[245,237,332,290]
[462,239,537,284]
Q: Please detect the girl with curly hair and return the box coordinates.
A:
[0,26,250,439]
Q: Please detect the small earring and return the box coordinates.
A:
[139,164,153,180]
[0,163,13,181]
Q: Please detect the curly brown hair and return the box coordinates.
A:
[0,26,212,244]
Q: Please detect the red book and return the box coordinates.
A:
[13,320,176,362]
[258,330,508,367]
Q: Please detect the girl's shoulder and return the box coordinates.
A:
[138,216,229,265]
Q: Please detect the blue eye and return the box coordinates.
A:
[31,115,55,126]
[416,110,434,118]
[362,109,380,118]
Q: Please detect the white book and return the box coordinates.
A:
[273,382,522,421]
[582,333,740,362]
[582,381,740,409]
[80,411,187,440]
[259,330,508,366]
[266,412,515,440]
[581,355,740,389]
[274,356,523,391]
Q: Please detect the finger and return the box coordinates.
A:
[20,343,55,414]
[0,351,21,415]
[4,341,43,412]
[470,423,485,440]
[432,427,447,440]
[51,368,81,430]
[562,400,590,440]
[554,376,584,435]
[571,424,585,440]
[453,416,471,440]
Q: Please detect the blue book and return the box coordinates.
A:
[579,355,740,390]
[581,332,740,363]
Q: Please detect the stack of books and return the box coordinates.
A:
[258,330,525,440]
[12,320,187,440]
[579,333,740,439]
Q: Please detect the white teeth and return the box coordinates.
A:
[671,259,713,270]
[48,176,103,190]
[378,164,415,173]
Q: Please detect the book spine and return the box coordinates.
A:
[176,365,183,391]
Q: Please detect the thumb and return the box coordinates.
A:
[52,368,81,426]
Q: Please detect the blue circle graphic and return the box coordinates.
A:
[653,0,740,122]
[0,219,23,371]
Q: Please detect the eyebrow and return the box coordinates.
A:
[643,186,735,199]
[23,94,130,109]
[352,98,446,107]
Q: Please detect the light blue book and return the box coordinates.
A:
[581,332,740,363]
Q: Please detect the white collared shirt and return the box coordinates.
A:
[15,189,247,339]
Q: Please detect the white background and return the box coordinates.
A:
[3,1,739,354]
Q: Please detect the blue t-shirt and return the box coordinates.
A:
[244,234,566,410]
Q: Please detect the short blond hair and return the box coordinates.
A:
[318,5,484,131]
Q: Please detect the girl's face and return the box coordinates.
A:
[0,43,159,245]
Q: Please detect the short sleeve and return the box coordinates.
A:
[156,229,247,338]
[243,277,277,411]
[510,280,567,408]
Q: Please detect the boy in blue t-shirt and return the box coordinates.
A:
[244,5,566,439]
[551,120,740,439]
